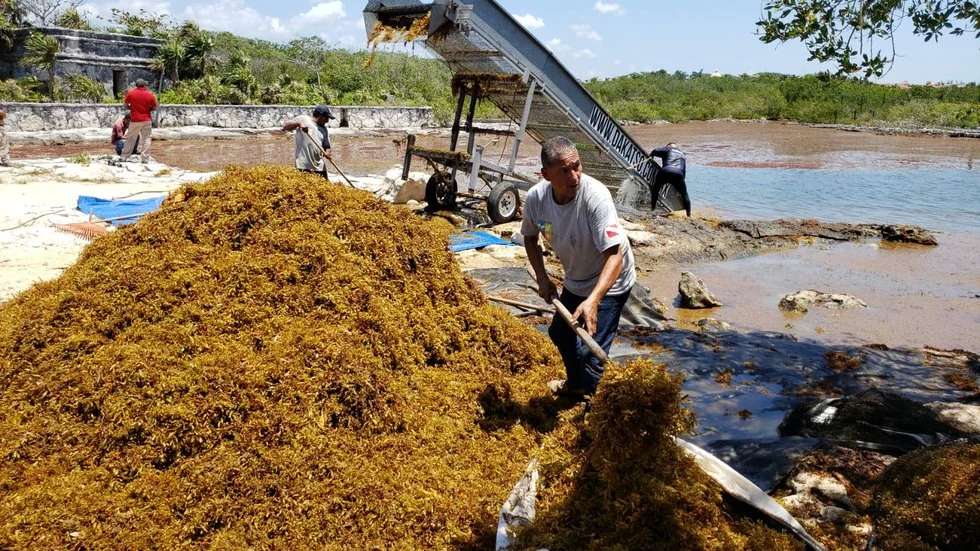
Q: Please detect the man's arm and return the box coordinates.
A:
[572,245,624,335]
[281,117,305,132]
[524,234,557,302]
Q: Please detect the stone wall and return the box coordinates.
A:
[0,103,436,132]
[0,27,161,96]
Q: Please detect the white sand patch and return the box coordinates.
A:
[0,157,215,302]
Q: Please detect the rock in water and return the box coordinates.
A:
[879,224,938,246]
[925,402,980,434]
[696,318,733,333]
[779,290,867,313]
[678,271,723,309]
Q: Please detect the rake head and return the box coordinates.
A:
[54,222,111,241]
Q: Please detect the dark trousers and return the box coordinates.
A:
[652,170,691,216]
[548,286,632,395]
[114,136,139,156]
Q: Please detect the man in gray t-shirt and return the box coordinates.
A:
[281,105,335,176]
[522,136,637,398]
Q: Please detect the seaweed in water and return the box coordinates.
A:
[517,360,806,551]
[0,166,563,549]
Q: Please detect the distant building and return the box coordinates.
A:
[0,27,161,97]
[710,70,723,78]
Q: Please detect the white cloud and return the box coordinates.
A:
[573,48,597,60]
[593,1,624,15]
[546,37,563,52]
[571,24,602,41]
[182,0,291,40]
[299,1,346,24]
[514,13,544,30]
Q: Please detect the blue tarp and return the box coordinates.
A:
[449,230,513,253]
[76,195,165,226]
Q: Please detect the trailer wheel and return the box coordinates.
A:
[425,172,456,211]
[487,181,520,224]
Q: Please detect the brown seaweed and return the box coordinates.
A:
[872,443,980,550]
[0,166,562,549]
[517,360,806,551]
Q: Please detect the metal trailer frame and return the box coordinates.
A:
[364,0,688,217]
[400,73,539,223]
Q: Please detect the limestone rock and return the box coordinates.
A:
[627,230,657,247]
[925,402,980,434]
[788,472,852,509]
[880,224,938,246]
[695,318,732,333]
[388,169,430,204]
[779,290,867,313]
[678,272,722,309]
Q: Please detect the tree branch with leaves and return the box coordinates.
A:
[758,0,980,77]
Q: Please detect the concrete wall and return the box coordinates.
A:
[0,103,436,132]
[0,27,161,96]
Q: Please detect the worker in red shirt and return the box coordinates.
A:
[120,79,157,163]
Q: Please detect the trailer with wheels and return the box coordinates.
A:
[399,73,538,224]
[363,0,690,218]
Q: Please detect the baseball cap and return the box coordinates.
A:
[312,105,336,120]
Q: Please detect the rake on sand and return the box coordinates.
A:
[54,213,145,241]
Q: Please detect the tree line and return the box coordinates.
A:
[0,1,976,129]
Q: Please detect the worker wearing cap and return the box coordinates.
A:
[281,105,335,178]
[523,136,636,399]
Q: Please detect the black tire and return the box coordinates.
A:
[424,172,456,211]
[487,181,521,224]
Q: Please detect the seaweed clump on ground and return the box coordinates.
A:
[0,166,562,549]
[517,360,806,551]
[872,443,980,550]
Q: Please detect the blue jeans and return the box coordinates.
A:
[548,286,632,395]
[114,136,139,155]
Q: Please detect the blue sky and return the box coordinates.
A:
[78,0,979,83]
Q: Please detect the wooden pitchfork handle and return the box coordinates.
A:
[487,295,609,364]
[297,128,355,188]
[486,294,608,365]
[551,298,609,365]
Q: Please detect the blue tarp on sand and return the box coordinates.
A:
[449,231,513,253]
[76,195,165,226]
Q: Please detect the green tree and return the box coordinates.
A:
[182,25,215,78]
[758,0,980,77]
[22,31,58,95]
[61,73,107,102]
[222,49,256,99]
[55,7,90,29]
[154,34,185,83]
[109,8,169,37]
[0,0,25,51]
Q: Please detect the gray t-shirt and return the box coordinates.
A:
[291,115,331,171]
[521,173,636,297]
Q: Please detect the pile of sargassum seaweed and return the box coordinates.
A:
[4,165,953,550]
[0,167,560,548]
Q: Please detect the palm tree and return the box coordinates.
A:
[153,35,185,87]
[222,49,256,97]
[185,33,215,78]
[22,32,59,96]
